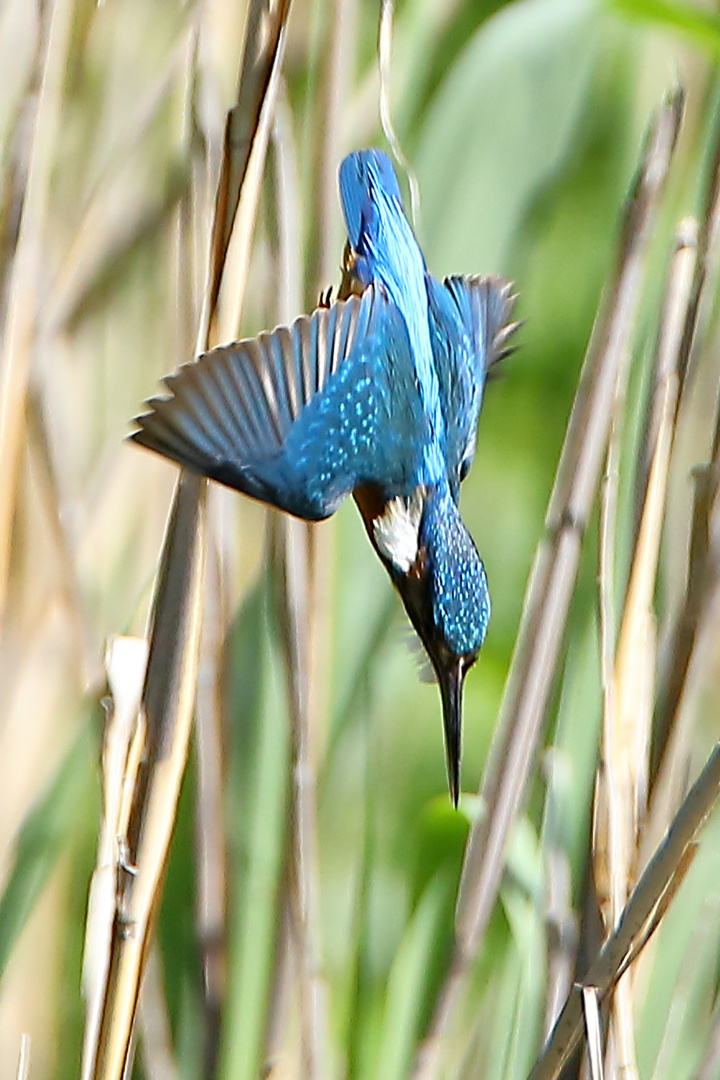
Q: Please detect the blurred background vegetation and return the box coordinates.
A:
[1,1,720,1079]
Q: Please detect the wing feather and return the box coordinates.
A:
[427,273,520,493]
[442,275,520,375]
[130,285,425,520]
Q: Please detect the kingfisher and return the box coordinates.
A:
[131,148,518,805]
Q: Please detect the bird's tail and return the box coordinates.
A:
[444,275,521,375]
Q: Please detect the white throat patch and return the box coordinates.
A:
[372,488,425,573]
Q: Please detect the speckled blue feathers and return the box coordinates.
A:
[427,273,518,494]
[339,150,518,495]
[132,285,429,520]
[421,486,491,656]
[131,147,520,805]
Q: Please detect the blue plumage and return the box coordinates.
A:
[340,150,444,482]
[131,148,518,804]
[420,485,490,657]
[339,149,405,276]
[133,285,426,519]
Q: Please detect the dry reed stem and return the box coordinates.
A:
[675,100,720,396]
[581,988,604,1080]
[268,95,327,1080]
[378,0,420,224]
[192,2,293,1069]
[593,305,623,963]
[647,210,720,847]
[137,943,178,1080]
[84,474,206,1080]
[174,33,229,1079]
[635,218,700,531]
[300,0,356,812]
[593,326,630,1080]
[594,220,696,1080]
[613,842,697,984]
[80,24,205,1077]
[543,817,577,1036]
[15,1033,30,1080]
[81,636,148,1080]
[203,0,291,348]
[80,2,294,1074]
[0,0,75,619]
[527,739,720,1080]
[651,104,720,784]
[299,15,353,810]
[542,748,578,1037]
[642,520,720,869]
[411,92,684,1080]
[650,474,716,805]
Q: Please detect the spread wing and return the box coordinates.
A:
[427,274,519,491]
[130,285,428,521]
[443,274,519,377]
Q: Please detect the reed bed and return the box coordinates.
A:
[1,3,720,1080]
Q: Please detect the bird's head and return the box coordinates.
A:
[363,483,490,806]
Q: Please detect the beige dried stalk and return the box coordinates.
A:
[528,739,720,1080]
[412,91,684,1080]
[593,220,696,1080]
[267,95,328,1080]
[0,0,75,618]
[80,4,294,1078]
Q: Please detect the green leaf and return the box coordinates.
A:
[374,880,447,1080]
[495,884,545,1080]
[411,794,472,903]
[0,722,95,982]
[415,0,601,275]
[220,575,291,1080]
[609,0,720,52]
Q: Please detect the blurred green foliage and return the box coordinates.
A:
[1,0,720,1078]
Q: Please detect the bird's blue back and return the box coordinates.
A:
[339,150,495,498]
[340,151,447,484]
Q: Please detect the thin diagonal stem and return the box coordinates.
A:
[528,739,720,1080]
[412,91,684,1080]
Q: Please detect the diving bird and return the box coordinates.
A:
[131,148,518,805]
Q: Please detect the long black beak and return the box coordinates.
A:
[439,660,466,807]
